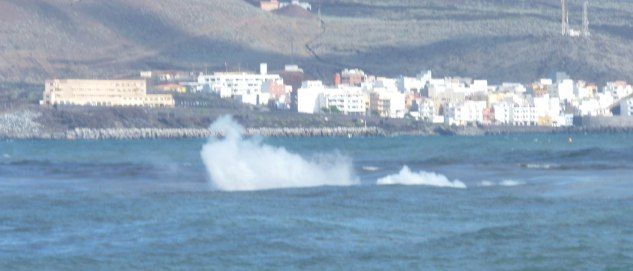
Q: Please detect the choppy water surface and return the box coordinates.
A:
[1,133,633,270]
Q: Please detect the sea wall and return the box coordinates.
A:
[28,126,386,140]
[574,116,633,128]
[3,109,633,140]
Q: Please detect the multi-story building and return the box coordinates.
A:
[260,0,280,11]
[369,90,405,118]
[321,88,367,116]
[493,102,512,125]
[533,95,562,126]
[279,0,312,10]
[340,69,367,86]
[620,98,633,116]
[604,81,633,101]
[40,79,175,107]
[297,81,367,115]
[417,99,436,121]
[197,63,284,106]
[511,105,537,126]
[445,101,486,125]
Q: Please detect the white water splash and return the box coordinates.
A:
[499,180,524,187]
[377,166,467,189]
[201,116,358,192]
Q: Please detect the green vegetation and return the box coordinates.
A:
[322,105,342,114]
[0,83,42,109]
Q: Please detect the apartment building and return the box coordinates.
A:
[40,79,175,107]
[197,63,283,106]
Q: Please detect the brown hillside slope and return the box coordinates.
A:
[0,0,632,84]
[0,0,320,82]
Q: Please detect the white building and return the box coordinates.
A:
[417,99,436,121]
[445,101,486,125]
[297,81,367,115]
[533,95,562,126]
[369,89,406,118]
[297,81,325,114]
[321,88,366,115]
[197,63,282,106]
[498,83,527,94]
[397,76,425,93]
[493,102,512,124]
[556,79,575,102]
[279,0,311,10]
[363,78,406,118]
[427,78,467,104]
[468,80,488,96]
[604,81,633,101]
[511,105,537,126]
[621,98,633,116]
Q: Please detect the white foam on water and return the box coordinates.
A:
[377,166,467,189]
[362,166,380,172]
[499,179,524,187]
[523,163,557,169]
[200,116,358,192]
[478,179,525,187]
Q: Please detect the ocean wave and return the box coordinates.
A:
[520,163,559,169]
[200,116,359,192]
[499,180,524,186]
[523,147,633,161]
[377,166,466,189]
[519,163,630,171]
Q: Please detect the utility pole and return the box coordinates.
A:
[290,38,295,64]
[561,0,569,36]
[583,1,590,37]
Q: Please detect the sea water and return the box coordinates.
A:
[1,133,632,269]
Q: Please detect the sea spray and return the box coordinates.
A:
[499,180,524,187]
[201,116,358,191]
[377,166,467,189]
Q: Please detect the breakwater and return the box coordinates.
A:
[3,109,633,140]
[8,126,387,140]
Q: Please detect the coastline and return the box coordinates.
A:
[3,107,633,140]
[3,125,633,140]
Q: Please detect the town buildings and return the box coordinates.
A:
[297,81,366,115]
[621,99,633,116]
[290,67,633,127]
[46,63,633,129]
[260,0,280,11]
[40,79,175,107]
[197,63,288,106]
[259,0,311,11]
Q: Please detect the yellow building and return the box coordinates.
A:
[153,83,187,93]
[40,79,175,108]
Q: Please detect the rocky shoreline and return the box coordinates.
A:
[3,109,633,140]
[4,125,633,140]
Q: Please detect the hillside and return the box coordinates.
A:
[0,0,632,85]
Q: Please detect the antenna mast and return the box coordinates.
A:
[561,0,569,36]
[583,1,590,37]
